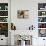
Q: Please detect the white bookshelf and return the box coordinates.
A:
[38,3,46,28]
[38,3,46,37]
[0,3,8,23]
[0,3,8,38]
[0,0,11,45]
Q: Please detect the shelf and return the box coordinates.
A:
[0,3,8,37]
[38,10,46,11]
[0,22,8,23]
[0,16,8,17]
[38,16,46,17]
[0,10,8,11]
[38,3,46,37]
[38,22,46,23]
[38,28,46,29]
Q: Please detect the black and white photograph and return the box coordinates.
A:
[17,10,29,19]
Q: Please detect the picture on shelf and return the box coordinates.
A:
[0,11,8,16]
[0,3,8,10]
[17,10,29,19]
[0,17,8,22]
[5,6,8,10]
[0,23,8,30]
[38,11,46,16]
[0,23,8,37]
[38,3,46,10]
[38,23,46,28]
[38,17,46,22]
[38,29,46,37]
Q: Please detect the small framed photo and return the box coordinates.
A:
[17,10,29,19]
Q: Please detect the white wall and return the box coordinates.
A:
[11,0,46,46]
[11,0,46,30]
[11,0,38,30]
[11,0,38,45]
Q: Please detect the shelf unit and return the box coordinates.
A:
[38,3,46,37]
[0,3,8,37]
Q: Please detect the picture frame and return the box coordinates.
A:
[17,10,29,19]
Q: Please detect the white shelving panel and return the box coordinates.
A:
[38,22,46,23]
[38,28,46,29]
[0,3,8,38]
[0,0,10,45]
[38,3,46,37]
[0,10,8,11]
[0,16,8,17]
[38,15,46,17]
[38,10,46,11]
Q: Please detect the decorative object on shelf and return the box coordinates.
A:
[29,25,35,30]
[39,29,46,37]
[0,17,8,22]
[40,8,44,10]
[43,38,46,46]
[38,17,46,22]
[42,12,45,15]
[17,10,29,19]
[38,3,46,10]
[11,23,16,30]
[0,23,8,37]
[38,23,46,28]
[0,23,8,30]
[0,3,8,10]
[0,6,1,10]
[19,35,29,40]
[5,6,8,10]
[38,3,46,37]
[38,17,43,22]
[43,39,45,40]
[38,11,46,16]
[17,40,21,45]
[0,11,8,16]
[0,3,8,37]
[45,6,46,9]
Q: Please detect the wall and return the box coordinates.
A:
[11,0,46,46]
[0,0,9,45]
[11,0,38,30]
[11,0,38,45]
[11,0,46,30]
